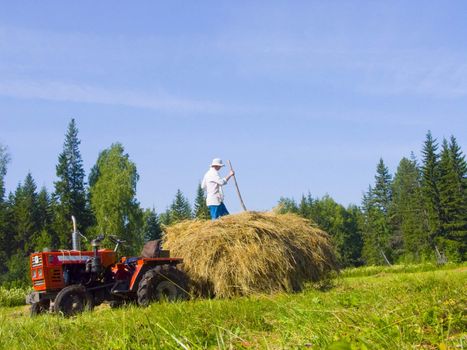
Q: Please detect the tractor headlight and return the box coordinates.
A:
[32,270,37,278]
[38,268,43,277]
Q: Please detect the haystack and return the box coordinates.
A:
[163,212,337,298]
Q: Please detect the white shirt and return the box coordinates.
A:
[201,167,227,206]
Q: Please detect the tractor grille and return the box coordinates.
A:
[33,279,45,287]
[50,269,62,283]
[31,255,42,268]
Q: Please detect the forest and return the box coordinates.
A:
[0,119,465,286]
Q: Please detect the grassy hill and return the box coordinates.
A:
[0,265,465,349]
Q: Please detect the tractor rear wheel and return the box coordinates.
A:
[30,300,50,316]
[54,284,93,317]
[137,267,188,307]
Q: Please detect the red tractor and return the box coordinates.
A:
[26,229,188,317]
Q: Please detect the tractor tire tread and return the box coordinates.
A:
[137,266,188,307]
[54,284,93,317]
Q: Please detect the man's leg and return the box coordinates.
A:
[209,205,220,220]
[218,202,229,217]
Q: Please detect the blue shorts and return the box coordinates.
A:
[208,202,229,220]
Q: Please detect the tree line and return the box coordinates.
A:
[0,121,465,285]
[0,119,209,285]
[278,131,466,267]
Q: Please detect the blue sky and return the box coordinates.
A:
[1,1,466,213]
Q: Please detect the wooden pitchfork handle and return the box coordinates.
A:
[228,160,247,211]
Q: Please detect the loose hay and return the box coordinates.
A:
[163,211,338,298]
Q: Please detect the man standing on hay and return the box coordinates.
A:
[201,158,235,220]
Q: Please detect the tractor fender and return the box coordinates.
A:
[129,264,162,292]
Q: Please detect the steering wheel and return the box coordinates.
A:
[108,235,126,245]
[109,235,126,252]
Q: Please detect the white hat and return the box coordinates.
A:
[211,158,225,167]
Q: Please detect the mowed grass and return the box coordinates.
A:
[0,266,465,350]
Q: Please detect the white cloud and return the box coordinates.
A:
[0,79,225,114]
[357,54,467,98]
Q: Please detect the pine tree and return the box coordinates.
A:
[362,159,393,265]
[37,187,52,229]
[438,137,467,260]
[142,208,163,242]
[449,136,467,192]
[372,159,392,214]
[298,193,314,218]
[373,159,393,263]
[420,131,442,254]
[11,173,39,254]
[343,204,365,266]
[193,183,210,220]
[159,208,172,226]
[361,186,380,264]
[34,187,56,250]
[169,189,192,224]
[449,136,467,260]
[391,157,428,261]
[361,186,375,262]
[0,144,9,202]
[0,144,10,274]
[53,118,91,247]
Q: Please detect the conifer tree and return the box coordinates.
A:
[372,159,392,214]
[11,173,39,253]
[0,144,10,274]
[344,204,365,266]
[53,119,91,247]
[449,136,467,260]
[362,159,393,265]
[361,186,379,264]
[373,159,393,263]
[34,187,56,250]
[298,193,314,218]
[438,137,467,260]
[37,187,52,228]
[159,208,172,227]
[193,183,210,220]
[0,144,9,202]
[420,131,442,253]
[142,208,163,242]
[448,136,467,191]
[391,156,428,261]
[169,189,192,224]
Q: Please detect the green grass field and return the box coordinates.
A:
[0,265,465,349]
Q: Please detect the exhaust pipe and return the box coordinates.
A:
[71,216,80,251]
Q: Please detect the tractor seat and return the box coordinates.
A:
[141,239,163,258]
[123,240,165,266]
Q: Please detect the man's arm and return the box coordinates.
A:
[225,170,235,182]
[212,170,234,185]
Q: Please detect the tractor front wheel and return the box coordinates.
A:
[137,267,188,307]
[54,284,93,317]
[30,300,50,316]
